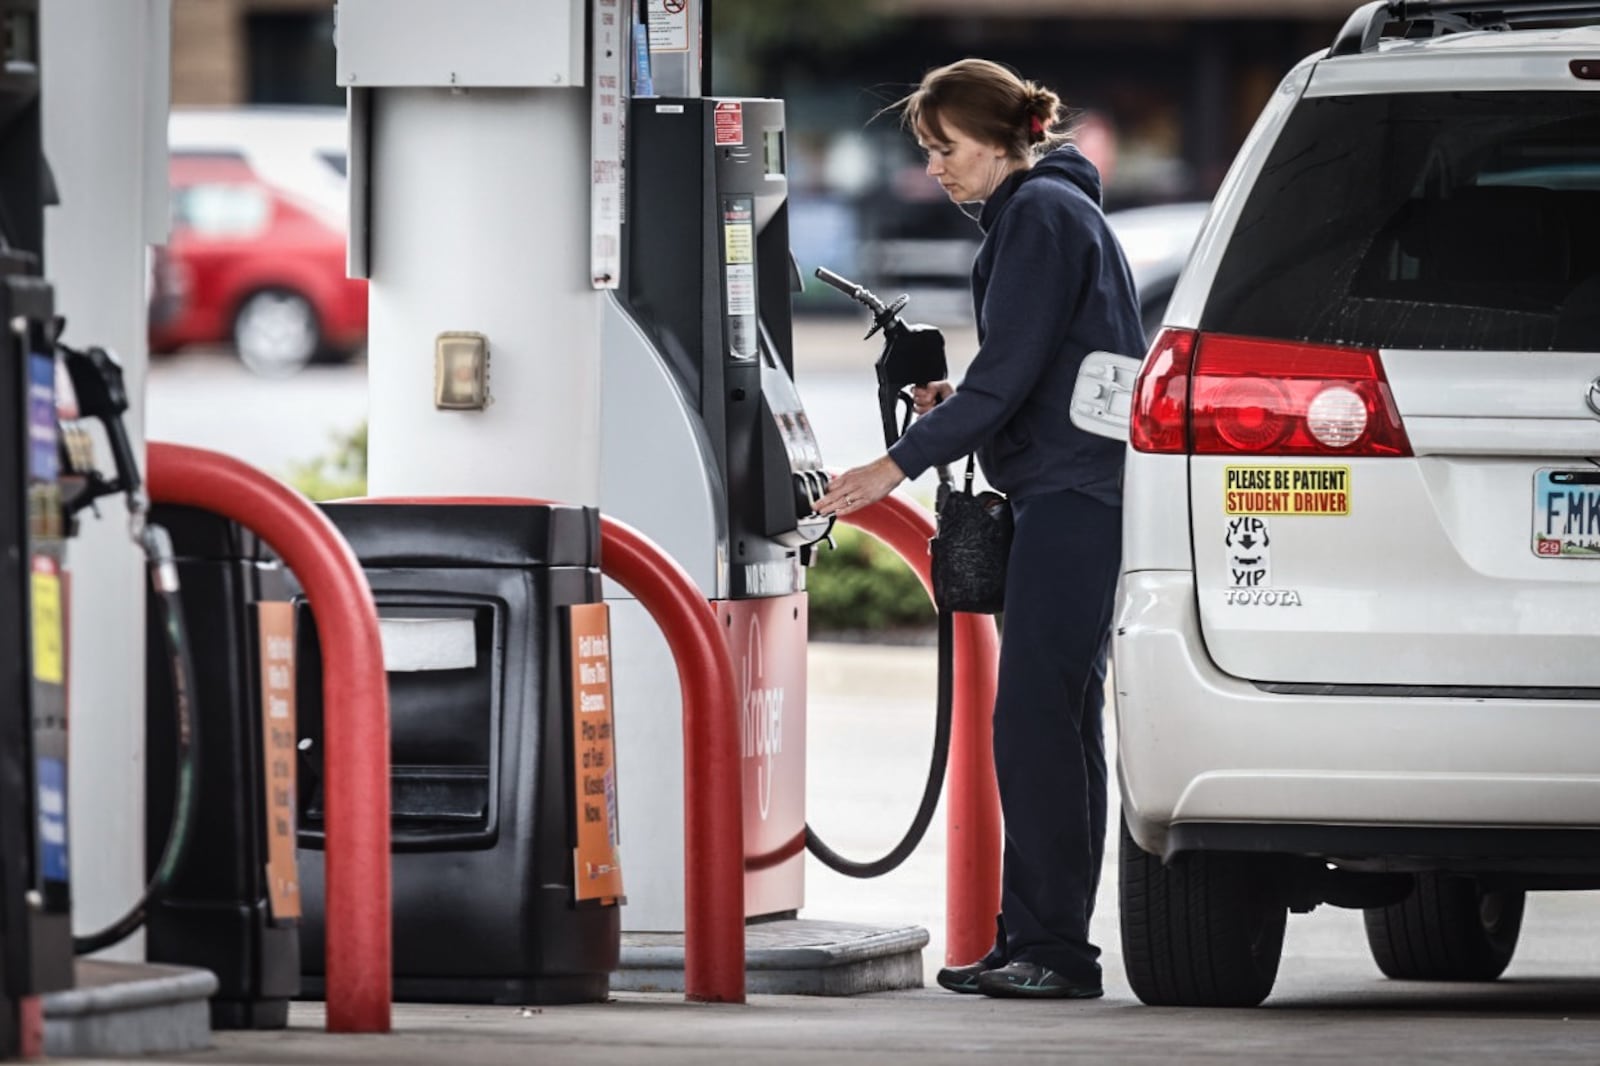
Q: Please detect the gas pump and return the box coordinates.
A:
[0,249,74,1051]
[600,96,833,928]
[2,0,206,1015]
[0,1,78,1049]
[337,0,935,982]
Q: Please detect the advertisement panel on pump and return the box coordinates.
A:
[720,592,808,914]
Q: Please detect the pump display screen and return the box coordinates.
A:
[763,130,785,177]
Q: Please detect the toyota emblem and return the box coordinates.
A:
[1589,377,1600,419]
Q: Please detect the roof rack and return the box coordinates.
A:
[1330,0,1600,56]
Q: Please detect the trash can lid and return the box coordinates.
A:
[317,502,599,569]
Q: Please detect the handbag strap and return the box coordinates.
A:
[963,454,976,492]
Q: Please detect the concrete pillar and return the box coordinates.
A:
[364,89,600,502]
[40,0,171,959]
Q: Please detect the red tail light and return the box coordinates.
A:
[1130,329,1412,457]
[1130,328,1195,454]
[1192,334,1411,457]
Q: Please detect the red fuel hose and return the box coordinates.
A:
[148,443,392,1033]
[841,493,1003,965]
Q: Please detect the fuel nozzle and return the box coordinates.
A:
[55,333,148,531]
[813,266,949,447]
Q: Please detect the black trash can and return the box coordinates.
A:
[292,502,621,1005]
[144,504,301,1030]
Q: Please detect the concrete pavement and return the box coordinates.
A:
[66,640,1600,1064]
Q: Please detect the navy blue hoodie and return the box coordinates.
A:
[887,145,1143,506]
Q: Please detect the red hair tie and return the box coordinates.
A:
[1029,115,1046,137]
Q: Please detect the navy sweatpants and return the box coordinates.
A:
[982,487,1122,985]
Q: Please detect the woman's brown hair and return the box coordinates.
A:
[892,58,1068,160]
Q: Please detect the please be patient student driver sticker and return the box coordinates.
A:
[1224,465,1351,516]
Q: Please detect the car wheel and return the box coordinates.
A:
[232,289,321,377]
[1363,874,1524,981]
[1119,816,1288,1007]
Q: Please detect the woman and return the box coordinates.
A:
[815,58,1143,1000]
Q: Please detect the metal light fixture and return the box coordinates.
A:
[434,331,490,410]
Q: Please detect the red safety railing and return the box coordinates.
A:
[148,442,392,1033]
[842,493,1003,965]
[355,497,746,1004]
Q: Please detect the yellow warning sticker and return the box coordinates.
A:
[1224,465,1351,516]
[724,222,753,266]
[30,562,63,685]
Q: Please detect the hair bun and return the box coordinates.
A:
[1023,83,1061,143]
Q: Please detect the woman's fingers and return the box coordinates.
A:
[911,381,954,415]
[817,457,904,515]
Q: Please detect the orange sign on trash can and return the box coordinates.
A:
[568,603,624,904]
[256,601,302,921]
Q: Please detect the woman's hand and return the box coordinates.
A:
[816,455,908,517]
[910,381,954,416]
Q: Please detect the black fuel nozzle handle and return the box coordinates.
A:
[814,264,951,449]
[59,342,144,518]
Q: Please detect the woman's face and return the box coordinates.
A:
[916,118,1011,204]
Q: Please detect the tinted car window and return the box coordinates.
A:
[1202,92,1600,351]
[174,183,271,236]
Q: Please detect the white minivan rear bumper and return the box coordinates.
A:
[1115,570,1600,860]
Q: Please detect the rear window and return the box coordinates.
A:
[173,183,271,237]
[1202,91,1600,351]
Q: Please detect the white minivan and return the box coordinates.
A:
[1074,0,1600,1006]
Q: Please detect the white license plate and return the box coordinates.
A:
[1533,468,1600,558]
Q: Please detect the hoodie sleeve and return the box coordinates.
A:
[888,191,1089,480]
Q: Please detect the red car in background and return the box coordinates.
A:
[149,109,366,377]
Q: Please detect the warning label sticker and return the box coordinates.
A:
[647,0,690,52]
[725,220,752,265]
[30,557,62,685]
[714,101,743,146]
[1224,465,1350,516]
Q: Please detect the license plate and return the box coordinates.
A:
[1533,469,1600,558]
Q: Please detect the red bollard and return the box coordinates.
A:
[841,494,1002,966]
[352,496,747,1004]
[598,517,745,1003]
[148,443,391,1033]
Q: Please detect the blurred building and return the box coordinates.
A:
[712,0,1357,316]
[172,0,337,107]
[168,0,1360,318]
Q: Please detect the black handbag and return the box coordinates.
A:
[930,457,1013,615]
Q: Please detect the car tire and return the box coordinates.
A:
[1363,874,1524,981]
[232,288,321,378]
[1119,817,1288,1007]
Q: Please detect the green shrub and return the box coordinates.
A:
[286,422,368,502]
[807,523,933,634]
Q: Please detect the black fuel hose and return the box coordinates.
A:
[804,266,959,878]
[804,603,955,879]
[74,523,200,954]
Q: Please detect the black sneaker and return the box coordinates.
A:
[934,960,996,994]
[976,962,1103,1000]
